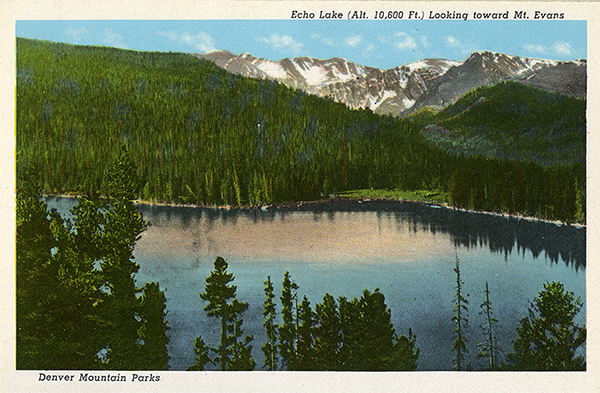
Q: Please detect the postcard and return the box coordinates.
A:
[2,1,598,392]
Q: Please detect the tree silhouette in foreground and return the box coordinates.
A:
[478,281,499,371]
[188,257,256,371]
[505,281,586,370]
[278,271,299,369]
[452,255,469,371]
[16,151,170,370]
[272,280,419,371]
[261,276,279,371]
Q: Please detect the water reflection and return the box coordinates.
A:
[45,196,586,370]
[138,200,585,270]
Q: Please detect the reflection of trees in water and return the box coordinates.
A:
[137,200,586,271]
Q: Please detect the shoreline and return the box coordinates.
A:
[43,192,586,229]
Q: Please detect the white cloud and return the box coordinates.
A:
[310,32,334,47]
[257,33,303,54]
[102,29,128,49]
[346,35,362,47]
[420,35,430,49]
[524,44,547,53]
[554,41,573,56]
[365,44,376,54]
[158,31,216,53]
[445,36,460,47]
[443,35,479,56]
[65,26,88,42]
[323,38,335,47]
[395,32,417,50]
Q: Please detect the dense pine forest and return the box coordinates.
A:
[16,38,585,223]
[410,81,585,166]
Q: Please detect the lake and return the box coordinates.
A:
[45,197,586,371]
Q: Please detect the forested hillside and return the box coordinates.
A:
[410,81,586,166]
[16,38,585,223]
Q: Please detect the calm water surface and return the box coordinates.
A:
[46,197,586,371]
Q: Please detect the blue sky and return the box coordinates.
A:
[16,20,586,69]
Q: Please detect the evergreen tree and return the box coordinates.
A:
[99,148,147,369]
[338,289,419,371]
[138,282,171,370]
[227,299,256,371]
[43,208,107,370]
[505,282,586,370]
[187,337,212,371]
[394,328,419,371]
[294,296,316,370]
[16,166,105,369]
[189,257,255,371]
[478,282,499,370]
[16,157,169,370]
[338,296,360,370]
[278,271,298,369]
[261,276,279,371]
[313,293,341,370]
[452,255,469,370]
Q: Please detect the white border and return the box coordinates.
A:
[2,1,598,392]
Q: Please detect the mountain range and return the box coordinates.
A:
[195,50,586,117]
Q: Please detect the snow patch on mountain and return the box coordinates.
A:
[331,65,356,83]
[256,61,287,79]
[292,60,328,86]
[194,50,586,117]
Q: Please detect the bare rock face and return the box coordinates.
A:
[194,50,586,117]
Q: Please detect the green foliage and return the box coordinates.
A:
[338,289,419,371]
[16,158,170,370]
[17,165,106,369]
[452,255,469,371]
[16,37,425,206]
[505,282,586,371]
[477,281,499,371]
[337,188,450,205]
[187,337,212,371]
[16,38,584,225]
[138,282,171,370]
[419,81,585,167]
[294,296,316,370]
[278,271,299,369]
[405,106,439,128]
[190,257,256,371]
[261,276,279,371]
[99,151,148,369]
[313,293,342,370]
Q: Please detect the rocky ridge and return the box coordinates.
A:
[195,50,586,117]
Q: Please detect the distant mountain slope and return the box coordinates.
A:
[406,52,586,115]
[411,81,585,166]
[195,50,458,116]
[195,50,586,117]
[513,60,587,98]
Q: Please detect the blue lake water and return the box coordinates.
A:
[45,197,586,371]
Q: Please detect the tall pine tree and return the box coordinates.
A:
[452,255,469,371]
[261,276,279,371]
[138,282,171,370]
[189,257,255,370]
[278,271,298,370]
[99,148,147,369]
